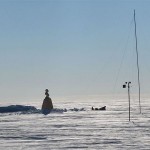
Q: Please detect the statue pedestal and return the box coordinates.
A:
[42,97,53,115]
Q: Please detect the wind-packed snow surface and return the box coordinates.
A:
[0,98,150,150]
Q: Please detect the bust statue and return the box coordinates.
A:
[45,89,49,97]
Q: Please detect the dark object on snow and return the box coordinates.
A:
[91,106,106,111]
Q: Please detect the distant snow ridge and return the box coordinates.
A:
[51,107,85,113]
[69,108,85,111]
[0,105,37,113]
[0,105,86,114]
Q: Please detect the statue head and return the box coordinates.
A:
[45,89,49,97]
[45,89,49,92]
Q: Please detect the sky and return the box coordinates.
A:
[0,0,150,102]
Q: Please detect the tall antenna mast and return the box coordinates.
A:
[134,10,141,113]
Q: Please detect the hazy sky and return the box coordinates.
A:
[0,0,150,101]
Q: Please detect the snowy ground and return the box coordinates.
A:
[0,98,150,150]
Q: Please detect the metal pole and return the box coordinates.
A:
[123,82,131,121]
[128,82,131,121]
[134,10,141,113]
